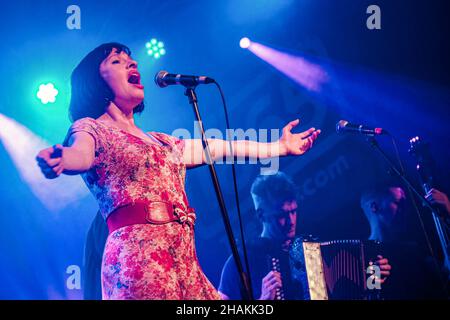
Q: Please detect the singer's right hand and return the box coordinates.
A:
[259,271,282,300]
[36,144,65,179]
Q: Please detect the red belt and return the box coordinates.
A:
[106,201,196,234]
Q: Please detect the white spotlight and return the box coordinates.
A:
[239,37,251,49]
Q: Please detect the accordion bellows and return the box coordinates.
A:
[290,238,378,300]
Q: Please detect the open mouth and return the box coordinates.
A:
[128,72,144,89]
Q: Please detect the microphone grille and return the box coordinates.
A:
[336,120,348,133]
[154,70,169,88]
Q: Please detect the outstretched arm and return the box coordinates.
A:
[36,132,95,178]
[183,119,321,167]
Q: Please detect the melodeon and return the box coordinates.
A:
[289,238,381,300]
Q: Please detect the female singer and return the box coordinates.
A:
[36,43,321,300]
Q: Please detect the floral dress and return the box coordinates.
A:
[63,117,220,300]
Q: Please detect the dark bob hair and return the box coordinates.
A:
[69,42,145,122]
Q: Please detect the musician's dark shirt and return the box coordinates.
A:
[378,241,447,299]
[218,237,308,300]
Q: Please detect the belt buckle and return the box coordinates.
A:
[145,201,175,224]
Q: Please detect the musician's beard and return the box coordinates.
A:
[280,223,296,240]
[273,225,296,244]
[261,220,296,247]
[287,227,296,239]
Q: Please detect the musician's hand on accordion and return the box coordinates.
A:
[373,255,392,285]
[259,271,283,300]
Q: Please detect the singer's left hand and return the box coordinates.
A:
[279,119,321,156]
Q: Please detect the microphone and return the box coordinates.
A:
[336,120,388,135]
[154,70,215,88]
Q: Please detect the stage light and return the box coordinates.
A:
[245,41,328,92]
[36,83,58,104]
[240,37,251,49]
[240,41,450,141]
[145,38,166,59]
[0,113,89,212]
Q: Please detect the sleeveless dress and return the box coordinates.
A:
[63,117,220,300]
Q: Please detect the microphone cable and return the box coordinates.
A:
[213,80,254,300]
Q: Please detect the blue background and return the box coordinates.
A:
[0,0,449,299]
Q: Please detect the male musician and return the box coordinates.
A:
[218,172,391,300]
[361,186,450,243]
[360,185,448,299]
[360,186,407,243]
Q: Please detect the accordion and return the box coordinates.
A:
[289,238,381,300]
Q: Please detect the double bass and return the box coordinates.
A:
[408,136,450,278]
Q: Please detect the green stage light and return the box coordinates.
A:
[36,83,58,104]
[146,38,166,60]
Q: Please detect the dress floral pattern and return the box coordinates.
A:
[63,117,220,300]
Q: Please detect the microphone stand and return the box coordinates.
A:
[366,137,449,295]
[184,86,254,300]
